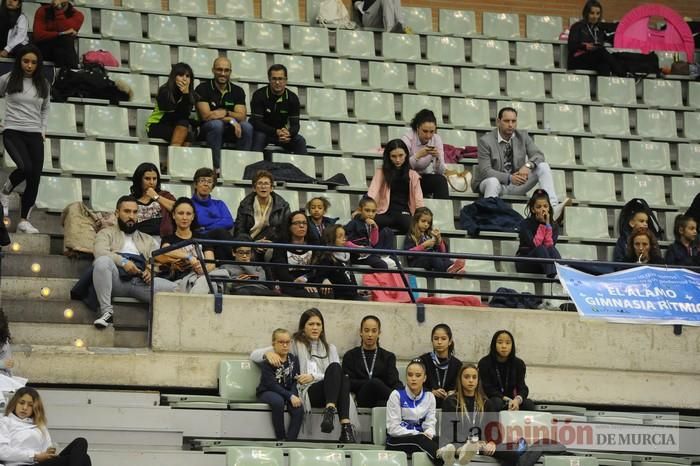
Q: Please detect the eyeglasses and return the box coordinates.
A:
[197,178,215,185]
[291,221,308,226]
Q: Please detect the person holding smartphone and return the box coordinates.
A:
[402,109,449,199]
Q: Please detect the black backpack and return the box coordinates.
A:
[618,198,664,240]
[52,63,129,104]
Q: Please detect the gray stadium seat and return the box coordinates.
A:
[196,18,237,48]
[450,238,497,272]
[450,98,490,129]
[338,123,381,155]
[274,54,315,85]
[471,39,510,67]
[597,76,636,105]
[439,9,476,36]
[402,6,433,33]
[322,158,367,191]
[483,12,520,39]
[299,120,333,151]
[354,91,396,122]
[628,141,671,171]
[289,26,330,55]
[321,58,361,88]
[589,107,630,136]
[59,140,109,175]
[351,450,407,466]
[306,88,349,120]
[215,0,254,19]
[220,150,264,183]
[572,171,616,203]
[439,129,477,147]
[544,103,584,134]
[244,21,284,51]
[506,71,545,100]
[642,79,682,108]
[261,0,300,22]
[515,42,555,69]
[415,65,455,95]
[368,62,409,91]
[100,10,142,41]
[227,51,268,81]
[129,42,171,74]
[461,68,501,97]
[225,446,284,466]
[84,106,134,140]
[683,112,700,140]
[178,47,219,79]
[564,206,609,238]
[551,74,590,102]
[90,179,131,212]
[336,29,375,58]
[36,177,82,212]
[382,32,421,61]
[534,135,575,166]
[168,147,213,179]
[47,103,80,136]
[677,144,700,173]
[622,174,666,205]
[113,143,161,177]
[108,72,151,105]
[148,14,189,44]
[402,95,443,124]
[526,15,563,41]
[671,177,699,207]
[580,138,623,168]
[426,36,466,65]
[169,0,208,15]
[288,449,344,466]
[636,109,677,139]
[123,0,161,10]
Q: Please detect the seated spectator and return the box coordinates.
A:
[367,139,424,235]
[190,167,234,260]
[402,109,449,200]
[613,200,654,263]
[234,170,291,259]
[195,57,253,171]
[312,224,360,300]
[419,324,461,410]
[345,197,396,269]
[0,309,13,377]
[567,1,625,76]
[625,227,663,265]
[665,214,699,266]
[404,207,465,274]
[146,62,195,146]
[306,196,337,245]
[354,0,407,33]
[31,0,83,68]
[129,162,175,243]
[472,107,569,224]
[156,197,216,294]
[516,189,560,277]
[271,210,323,298]
[0,0,28,58]
[478,330,535,412]
[218,234,276,296]
[93,196,176,329]
[250,64,307,154]
[342,315,403,408]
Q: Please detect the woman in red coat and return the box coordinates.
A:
[32,0,83,68]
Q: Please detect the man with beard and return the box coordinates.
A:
[92,196,175,329]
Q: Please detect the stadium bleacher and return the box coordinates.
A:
[1,0,699,464]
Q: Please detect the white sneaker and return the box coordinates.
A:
[16,220,39,234]
[0,192,8,218]
[457,442,479,465]
[94,310,113,329]
[552,197,572,225]
[437,443,456,466]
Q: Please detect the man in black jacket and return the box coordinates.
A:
[250,64,307,154]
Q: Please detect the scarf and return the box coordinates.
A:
[250,196,272,239]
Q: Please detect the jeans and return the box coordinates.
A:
[200,119,254,168]
[478,162,560,206]
[252,131,307,154]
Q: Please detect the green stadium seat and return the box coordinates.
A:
[534,135,575,166]
[573,171,615,203]
[226,446,284,466]
[402,95,443,124]
[100,10,142,41]
[321,58,361,88]
[148,13,189,44]
[216,0,254,19]
[338,123,381,155]
[622,174,666,206]
[557,243,598,261]
[273,54,315,85]
[305,191,352,223]
[677,144,700,173]
[683,112,700,140]
[288,449,344,466]
[450,98,490,129]
[551,74,590,102]
[671,177,699,207]
[168,147,213,179]
[129,42,171,74]
[415,65,454,95]
[178,47,219,79]
[642,79,682,108]
[197,18,236,48]
[472,39,510,67]
[368,62,409,92]
[628,141,671,171]
[169,0,208,15]
[261,0,300,22]
[351,451,407,466]
[526,15,563,41]
[544,103,584,134]
[47,103,80,137]
[355,92,396,123]
[162,183,192,199]
[381,32,421,61]
[371,407,387,445]
[580,138,622,168]
[216,187,246,213]
[434,277,482,298]
[423,198,456,232]
[244,22,284,52]
[439,9,476,36]
[219,360,260,401]
[543,456,598,466]
[516,42,555,69]
[84,106,134,141]
[402,6,433,33]
[90,179,131,212]
[440,129,477,147]
[59,140,109,175]
[461,68,501,97]
[272,153,316,179]
[123,0,161,10]
[336,29,375,58]
[589,107,630,136]
[506,71,545,100]
[636,109,677,139]
[689,81,700,108]
[227,51,268,81]
[497,101,537,131]
[220,150,264,183]
[300,120,333,151]
[596,76,636,105]
[289,26,330,55]
[483,12,520,39]
[322,158,367,190]
[564,206,609,238]
[274,189,299,210]
[387,126,409,141]
[306,88,349,120]
[36,177,82,212]
[113,143,161,177]
[450,238,497,272]
[426,36,466,65]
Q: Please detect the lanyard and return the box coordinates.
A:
[463,397,479,427]
[361,348,377,379]
[586,24,598,43]
[434,365,448,389]
[495,366,509,396]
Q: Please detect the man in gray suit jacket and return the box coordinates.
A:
[471,107,570,222]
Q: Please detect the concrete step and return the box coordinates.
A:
[88,449,225,466]
[41,388,160,408]
[48,405,176,430]
[50,426,183,449]
[5,209,64,236]
[3,253,90,278]
[6,233,51,255]
[11,322,115,347]
[2,298,148,328]
[2,276,75,300]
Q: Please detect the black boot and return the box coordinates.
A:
[320,406,337,433]
[339,423,356,443]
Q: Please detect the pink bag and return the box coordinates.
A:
[82,50,119,68]
[362,273,413,303]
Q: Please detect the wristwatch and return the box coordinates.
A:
[152,194,160,201]
[525,161,534,169]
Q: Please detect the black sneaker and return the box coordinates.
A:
[320,406,336,433]
[93,310,113,329]
[339,423,356,443]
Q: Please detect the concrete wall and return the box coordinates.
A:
[150,293,700,409]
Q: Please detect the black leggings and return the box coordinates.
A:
[376,211,411,235]
[37,35,79,68]
[420,174,449,199]
[568,48,626,77]
[515,246,561,276]
[43,437,91,466]
[488,396,536,412]
[307,362,351,420]
[354,378,394,407]
[387,434,440,465]
[408,255,452,272]
[3,129,44,218]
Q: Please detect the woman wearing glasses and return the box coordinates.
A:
[191,167,234,260]
[251,308,357,443]
[234,170,291,260]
